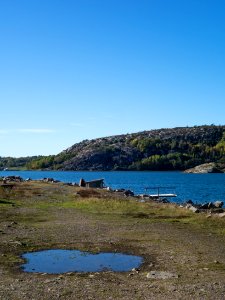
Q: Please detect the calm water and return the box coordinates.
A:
[1,170,225,204]
[21,249,143,273]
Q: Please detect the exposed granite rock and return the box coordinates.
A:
[184,163,224,174]
[213,201,224,208]
[186,205,199,213]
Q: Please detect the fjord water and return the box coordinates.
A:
[21,249,143,273]
[1,170,225,204]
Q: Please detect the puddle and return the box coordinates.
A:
[21,249,143,274]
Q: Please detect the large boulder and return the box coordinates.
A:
[213,201,224,208]
[185,204,199,213]
[124,190,134,197]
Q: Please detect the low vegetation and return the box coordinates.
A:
[0,156,44,170]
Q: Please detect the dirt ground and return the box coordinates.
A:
[1,181,225,299]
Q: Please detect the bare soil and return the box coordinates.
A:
[1,182,225,299]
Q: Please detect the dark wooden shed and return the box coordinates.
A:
[79,178,104,188]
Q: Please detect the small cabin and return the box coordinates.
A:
[79,178,104,188]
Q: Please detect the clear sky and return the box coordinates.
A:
[0,0,225,157]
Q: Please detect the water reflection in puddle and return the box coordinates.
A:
[21,249,143,274]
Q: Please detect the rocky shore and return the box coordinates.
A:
[184,162,224,174]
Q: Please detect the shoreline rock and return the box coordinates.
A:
[184,163,223,174]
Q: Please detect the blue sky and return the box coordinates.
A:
[0,0,225,157]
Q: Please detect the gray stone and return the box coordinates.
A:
[124,190,134,197]
[185,200,194,205]
[146,271,179,279]
[200,203,210,209]
[188,205,199,213]
[217,212,225,218]
[213,201,224,208]
[200,202,214,209]
[208,202,213,209]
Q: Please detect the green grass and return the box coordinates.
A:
[55,197,225,235]
[178,214,225,235]
[0,199,15,206]
[0,253,24,265]
[48,196,194,221]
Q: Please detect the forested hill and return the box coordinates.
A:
[24,125,225,171]
[0,156,43,170]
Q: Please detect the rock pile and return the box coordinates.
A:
[184,200,224,213]
[136,194,170,203]
[0,176,23,182]
[41,178,60,183]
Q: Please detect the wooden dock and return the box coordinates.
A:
[144,186,177,198]
[149,193,177,198]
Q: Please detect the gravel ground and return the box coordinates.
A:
[1,182,225,299]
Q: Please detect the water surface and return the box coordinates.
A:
[21,249,143,273]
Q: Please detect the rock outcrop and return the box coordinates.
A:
[184,163,224,174]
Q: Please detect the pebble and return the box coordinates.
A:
[131,268,139,273]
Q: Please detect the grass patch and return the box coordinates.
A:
[57,197,225,235]
[177,212,225,235]
[57,197,193,219]
[0,253,24,265]
[60,197,142,215]
[0,199,15,206]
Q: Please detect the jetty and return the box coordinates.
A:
[149,193,177,198]
[145,187,177,199]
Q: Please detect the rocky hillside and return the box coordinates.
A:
[25,125,225,171]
